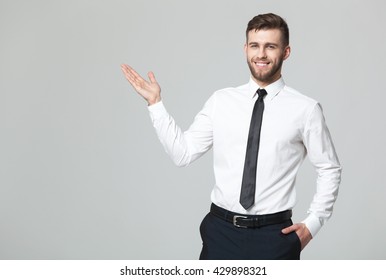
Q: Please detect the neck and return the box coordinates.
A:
[251,74,282,88]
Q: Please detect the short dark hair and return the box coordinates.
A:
[246,13,289,46]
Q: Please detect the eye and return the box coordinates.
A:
[267,45,276,49]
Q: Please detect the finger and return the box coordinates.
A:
[121,64,135,80]
[121,64,133,77]
[126,65,145,83]
[148,71,157,84]
[121,65,142,82]
[281,224,298,234]
[121,65,147,90]
[121,64,129,70]
[121,67,137,87]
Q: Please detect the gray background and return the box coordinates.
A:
[1,0,385,259]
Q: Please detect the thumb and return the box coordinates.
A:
[148,71,157,84]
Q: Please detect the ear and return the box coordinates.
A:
[283,45,291,60]
[244,42,248,54]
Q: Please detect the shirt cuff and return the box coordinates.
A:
[301,213,323,238]
[148,100,168,120]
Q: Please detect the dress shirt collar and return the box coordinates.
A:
[248,76,285,100]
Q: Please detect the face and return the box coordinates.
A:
[245,29,290,87]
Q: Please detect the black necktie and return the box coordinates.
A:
[240,88,267,210]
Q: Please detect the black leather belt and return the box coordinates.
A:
[210,203,292,228]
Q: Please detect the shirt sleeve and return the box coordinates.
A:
[301,103,342,237]
[148,97,214,167]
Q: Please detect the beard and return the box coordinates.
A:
[247,58,284,85]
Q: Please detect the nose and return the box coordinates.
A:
[257,47,267,59]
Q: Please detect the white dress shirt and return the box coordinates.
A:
[148,77,341,237]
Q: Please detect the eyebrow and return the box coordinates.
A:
[248,42,280,47]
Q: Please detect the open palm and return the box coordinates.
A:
[121,64,161,105]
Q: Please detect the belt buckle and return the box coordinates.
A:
[233,215,248,228]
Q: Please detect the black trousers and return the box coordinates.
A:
[199,212,301,260]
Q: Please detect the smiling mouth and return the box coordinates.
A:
[254,61,270,67]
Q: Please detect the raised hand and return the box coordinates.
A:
[121,64,161,105]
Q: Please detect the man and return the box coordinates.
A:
[121,13,341,260]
